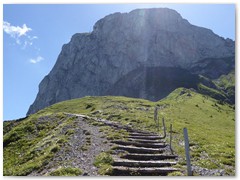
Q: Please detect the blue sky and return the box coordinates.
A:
[3,4,235,120]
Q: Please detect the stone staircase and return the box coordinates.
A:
[66,113,180,176]
[111,131,179,176]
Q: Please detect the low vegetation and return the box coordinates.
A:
[3,113,77,176]
[3,87,235,175]
[49,167,83,176]
[93,152,114,175]
[99,126,129,140]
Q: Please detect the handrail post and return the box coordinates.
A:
[162,117,166,138]
[183,128,193,176]
[170,124,173,154]
[154,106,158,124]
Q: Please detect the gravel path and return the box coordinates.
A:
[37,115,114,176]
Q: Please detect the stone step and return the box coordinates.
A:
[112,166,179,176]
[122,153,178,161]
[112,140,166,148]
[128,138,166,144]
[115,145,164,154]
[128,135,164,140]
[127,129,153,134]
[113,158,177,168]
[129,132,158,136]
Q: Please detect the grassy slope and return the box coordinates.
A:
[3,114,79,176]
[214,70,235,89]
[213,70,235,103]
[158,88,235,174]
[3,88,235,175]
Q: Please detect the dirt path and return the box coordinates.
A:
[37,115,113,176]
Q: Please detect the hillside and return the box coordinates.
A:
[3,88,235,176]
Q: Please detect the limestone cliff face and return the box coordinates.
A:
[27,8,235,115]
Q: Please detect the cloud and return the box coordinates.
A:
[3,21,38,49]
[3,21,32,38]
[29,56,44,64]
[22,40,33,49]
[4,21,44,64]
[28,36,38,40]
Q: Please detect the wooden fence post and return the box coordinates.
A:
[162,117,166,138]
[183,128,193,176]
[154,107,158,124]
[170,124,173,154]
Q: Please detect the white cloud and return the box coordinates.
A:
[4,21,43,63]
[3,21,32,38]
[29,36,38,40]
[29,56,44,64]
[3,21,38,49]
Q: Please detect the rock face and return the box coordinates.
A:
[27,8,235,115]
[107,66,200,101]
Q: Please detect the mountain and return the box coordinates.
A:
[107,66,200,101]
[27,8,235,115]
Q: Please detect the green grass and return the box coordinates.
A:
[93,152,114,175]
[159,88,235,174]
[3,113,77,176]
[3,89,235,175]
[49,167,83,176]
[197,83,227,101]
[99,126,129,140]
[214,70,235,90]
[213,70,235,103]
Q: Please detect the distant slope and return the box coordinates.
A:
[213,70,235,103]
[4,90,235,176]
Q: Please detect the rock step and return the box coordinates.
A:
[127,129,154,134]
[122,153,178,161]
[113,158,177,167]
[115,145,164,154]
[129,132,158,136]
[128,135,164,140]
[112,140,166,148]
[112,166,179,176]
[128,138,166,144]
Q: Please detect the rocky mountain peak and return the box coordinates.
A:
[27,8,235,115]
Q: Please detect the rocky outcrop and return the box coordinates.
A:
[27,8,235,115]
